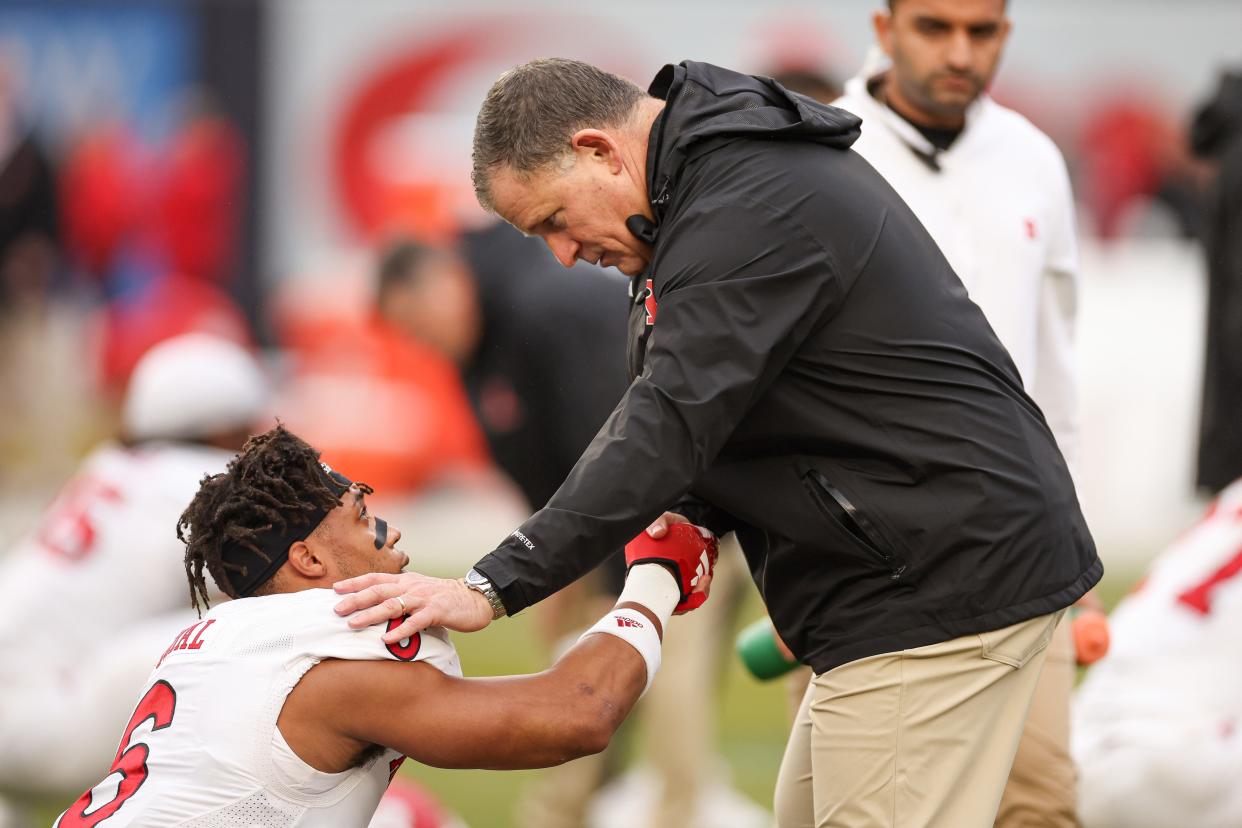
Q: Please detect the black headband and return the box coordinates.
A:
[227,462,355,597]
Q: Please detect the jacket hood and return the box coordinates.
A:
[1191,70,1242,159]
[643,61,861,218]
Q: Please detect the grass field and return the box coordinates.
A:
[32,568,1140,827]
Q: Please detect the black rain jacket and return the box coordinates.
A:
[475,61,1102,673]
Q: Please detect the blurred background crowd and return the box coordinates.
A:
[1,0,1240,826]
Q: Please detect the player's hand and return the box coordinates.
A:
[626,517,718,614]
[332,571,492,643]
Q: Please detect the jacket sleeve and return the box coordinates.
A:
[1030,149,1082,476]
[472,196,850,614]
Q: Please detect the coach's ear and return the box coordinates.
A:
[286,540,327,579]
[570,129,624,174]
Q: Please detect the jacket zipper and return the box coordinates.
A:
[804,470,906,580]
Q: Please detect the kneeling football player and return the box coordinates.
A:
[56,424,716,827]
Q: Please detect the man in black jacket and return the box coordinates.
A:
[335,58,1102,827]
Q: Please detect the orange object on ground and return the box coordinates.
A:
[1071,608,1111,666]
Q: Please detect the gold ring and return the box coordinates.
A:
[396,596,407,614]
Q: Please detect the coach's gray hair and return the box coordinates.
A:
[471,58,647,212]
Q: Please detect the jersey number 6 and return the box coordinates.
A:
[57,680,177,827]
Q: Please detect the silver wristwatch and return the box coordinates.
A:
[464,568,507,620]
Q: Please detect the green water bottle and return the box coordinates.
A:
[736,618,800,680]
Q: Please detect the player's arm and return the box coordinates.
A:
[283,529,716,771]
[294,611,650,770]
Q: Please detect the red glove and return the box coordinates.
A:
[625,523,719,613]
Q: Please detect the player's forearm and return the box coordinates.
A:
[354,566,686,771]
[409,633,647,771]
[459,567,678,769]
[523,635,651,764]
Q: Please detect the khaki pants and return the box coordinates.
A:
[995,618,1078,827]
[774,611,1063,828]
[782,617,1078,827]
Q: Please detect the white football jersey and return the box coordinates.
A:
[0,441,233,658]
[1074,479,1242,742]
[0,442,236,796]
[54,589,462,827]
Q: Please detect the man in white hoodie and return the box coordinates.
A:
[834,0,1080,468]
[776,1,1084,826]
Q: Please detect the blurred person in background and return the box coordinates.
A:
[1191,67,1242,495]
[85,110,254,395]
[375,227,630,549]
[273,243,490,496]
[0,69,58,319]
[0,66,102,488]
[811,2,1091,824]
[1078,98,1206,242]
[0,98,258,568]
[373,229,625,647]
[56,125,139,290]
[0,334,266,820]
[1072,478,1242,828]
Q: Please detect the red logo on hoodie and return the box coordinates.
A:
[644,279,658,325]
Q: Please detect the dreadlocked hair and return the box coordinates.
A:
[177,423,372,615]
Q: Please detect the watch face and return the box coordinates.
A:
[466,569,488,588]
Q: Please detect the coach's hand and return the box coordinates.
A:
[643,511,691,537]
[333,572,492,643]
[628,513,718,614]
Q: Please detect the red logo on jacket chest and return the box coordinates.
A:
[644,279,658,325]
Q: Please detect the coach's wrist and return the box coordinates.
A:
[462,568,507,620]
[462,584,492,623]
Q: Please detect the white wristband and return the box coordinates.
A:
[580,608,662,694]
